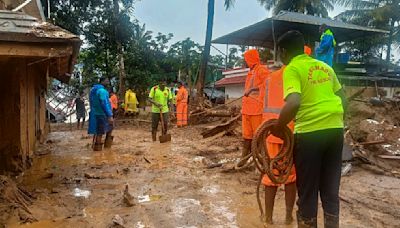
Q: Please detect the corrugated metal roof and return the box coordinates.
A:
[215,75,246,87]
[0,10,79,42]
[213,11,388,47]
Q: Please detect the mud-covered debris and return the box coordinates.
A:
[111,214,125,227]
[35,148,51,156]
[42,172,54,179]
[123,184,135,207]
[0,175,36,224]
[143,157,151,164]
[84,173,101,179]
[122,168,130,174]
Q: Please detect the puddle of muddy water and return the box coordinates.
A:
[201,185,220,195]
[172,198,201,218]
[73,188,91,198]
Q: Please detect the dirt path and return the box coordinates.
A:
[4,125,400,227]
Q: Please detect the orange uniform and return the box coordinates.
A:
[176,86,188,127]
[109,94,118,110]
[242,50,269,139]
[262,67,296,186]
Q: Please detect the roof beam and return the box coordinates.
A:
[0,42,73,57]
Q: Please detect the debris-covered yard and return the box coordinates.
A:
[1,106,400,228]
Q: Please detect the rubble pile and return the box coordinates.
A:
[346,96,400,177]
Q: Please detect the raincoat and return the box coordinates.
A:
[124,89,138,113]
[242,49,269,139]
[88,84,113,134]
[316,29,336,66]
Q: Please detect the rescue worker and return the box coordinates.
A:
[236,49,269,168]
[73,92,86,129]
[148,80,173,141]
[88,77,114,151]
[316,24,336,66]
[124,88,138,115]
[262,65,296,225]
[109,91,119,117]
[273,31,346,227]
[176,81,189,127]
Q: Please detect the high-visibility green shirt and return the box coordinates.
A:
[149,85,172,113]
[283,54,344,133]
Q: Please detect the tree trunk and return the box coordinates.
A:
[197,0,215,99]
[386,19,395,63]
[113,0,126,99]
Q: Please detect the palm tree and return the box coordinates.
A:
[336,0,400,63]
[196,0,235,100]
[257,0,336,17]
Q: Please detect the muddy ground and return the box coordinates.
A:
[3,123,400,228]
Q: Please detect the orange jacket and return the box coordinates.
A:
[110,94,118,110]
[176,86,188,104]
[262,67,294,144]
[242,49,269,115]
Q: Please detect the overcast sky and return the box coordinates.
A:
[135,0,347,45]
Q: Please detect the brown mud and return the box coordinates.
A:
[2,124,400,228]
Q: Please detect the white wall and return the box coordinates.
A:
[225,84,244,99]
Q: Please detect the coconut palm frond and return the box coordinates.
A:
[224,0,236,10]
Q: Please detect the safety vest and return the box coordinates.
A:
[263,67,294,144]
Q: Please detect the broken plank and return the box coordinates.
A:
[378,155,400,160]
[201,114,241,138]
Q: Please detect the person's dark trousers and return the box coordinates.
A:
[151,112,169,134]
[294,128,343,226]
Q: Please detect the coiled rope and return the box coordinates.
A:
[251,119,294,219]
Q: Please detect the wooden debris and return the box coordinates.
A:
[201,114,241,138]
[357,140,386,146]
[347,87,367,101]
[377,155,400,160]
[122,184,135,207]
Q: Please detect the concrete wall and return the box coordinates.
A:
[225,84,244,99]
[0,57,47,174]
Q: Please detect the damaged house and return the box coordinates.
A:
[0,3,80,174]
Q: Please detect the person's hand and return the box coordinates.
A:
[156,104,163,109]
[108,117,114,125]
[271,123,285,139]
[244,90,251,97]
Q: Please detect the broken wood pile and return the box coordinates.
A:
[0,175,36,224]
[189,97,241,127]
[201,114,241,138]
[346,91,400,178]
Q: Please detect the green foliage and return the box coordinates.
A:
[43,0,246,100]
[257,0,336,17]
[336,0,400,62]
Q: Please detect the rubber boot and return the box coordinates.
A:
[93,143,103,151]
[104,136,114,148]
[297,211,317,228]
[152,132,157,142]
[236,140,251,167]
[324,212,339,228]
